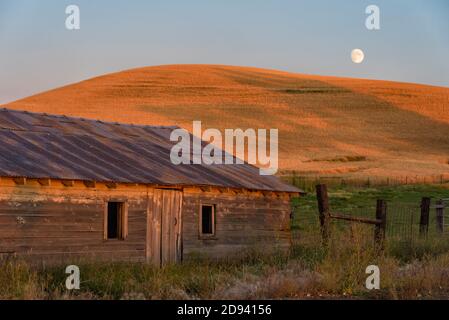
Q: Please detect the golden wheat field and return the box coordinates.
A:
[5,64,449,179]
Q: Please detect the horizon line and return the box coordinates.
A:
[2,63,449,105]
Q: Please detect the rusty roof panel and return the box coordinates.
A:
[0,108,301,193]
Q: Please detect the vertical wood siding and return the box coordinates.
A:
[147,189,182,266]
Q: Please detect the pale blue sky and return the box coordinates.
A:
[1,0,448,104]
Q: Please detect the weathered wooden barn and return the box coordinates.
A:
[0,108,302,265]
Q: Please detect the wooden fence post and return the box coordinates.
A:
[316,184,330,245]
[436,199,444,234]
[375,199,387,247]
[420,197,431,238]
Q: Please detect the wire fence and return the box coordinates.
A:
[283,174,449,193]
[292,199,449,253]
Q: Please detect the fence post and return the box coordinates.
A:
[375,199,387,247]
[316,184,330,245]
[436,199,444,234]
[420,197,431,238]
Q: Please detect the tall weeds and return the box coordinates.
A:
[1,225,449,299]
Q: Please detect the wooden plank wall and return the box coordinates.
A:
[148,189,183,266]
[0,178,149,263]
[182,187,292,259]
[147,189,162,266]
[162,190,183,264]
[0,177,294,264]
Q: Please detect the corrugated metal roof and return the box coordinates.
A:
[0,108,301,193]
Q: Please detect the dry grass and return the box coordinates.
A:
[2,226,449,300]
[5,64,449,179]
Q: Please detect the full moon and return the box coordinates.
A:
[351,49,365,64]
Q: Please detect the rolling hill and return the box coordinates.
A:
[5,64,449,179]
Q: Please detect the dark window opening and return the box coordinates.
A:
[201,205,215,235]
[107,202,125,240]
